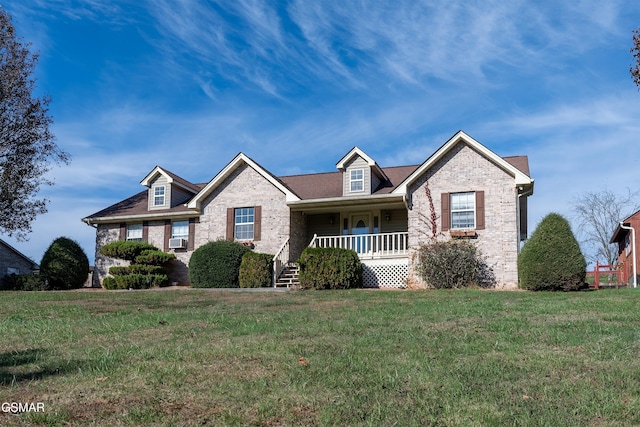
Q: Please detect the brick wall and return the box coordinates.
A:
[198,163,291,255]
[407,143,520,289]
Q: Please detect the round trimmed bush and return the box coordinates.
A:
[189,240,252,288]
[239,252,273,288]
[518,213,587,291]
[40,237,90,290]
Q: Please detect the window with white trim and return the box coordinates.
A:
[126,223,143,241]
[171,220,189,240]
[153,185,165,206]
[451,192,475,229]
[350,169,364,192]
[234,207,254,240]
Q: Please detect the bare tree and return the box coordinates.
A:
[572,189,640,265]
[0,7,69,240]
[632,27,640,88]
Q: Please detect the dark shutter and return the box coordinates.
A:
[441,193,450,231]
[188,218,196,251]
[119,223,126,240]
[475,191,485,230]
[254,206,262,241]
[164,220,171,251]
[226,208,235,240]
[142,221,149,243]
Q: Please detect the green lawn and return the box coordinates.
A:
[0,288,639,426]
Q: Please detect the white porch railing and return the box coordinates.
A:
[311,232,409,259]
[272,238,290,287]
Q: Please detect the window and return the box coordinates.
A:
[171,220,189,240]
[153,185,165,206]
[451,192,475,229]
[234,207,254,240]
[350,169,364,192]
[126,223,143,241]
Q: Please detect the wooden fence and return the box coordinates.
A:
[585,261,627,289]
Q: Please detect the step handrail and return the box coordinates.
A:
[272,238,290,287]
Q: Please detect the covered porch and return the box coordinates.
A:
[278,196,410,288]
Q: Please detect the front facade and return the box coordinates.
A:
[610,210,640,286]
[83,131,534,289]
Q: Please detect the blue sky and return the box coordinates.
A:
[3,0,640,264]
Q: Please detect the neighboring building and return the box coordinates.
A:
[82,131,534,289]
[0,239,39,277]
[610,210,640,286]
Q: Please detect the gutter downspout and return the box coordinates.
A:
[619,222,637,288]
[516,186,534,254]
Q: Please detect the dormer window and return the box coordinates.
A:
[153,185,165,206]
[350,169,364,192]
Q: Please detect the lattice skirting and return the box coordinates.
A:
[362,258,408,289]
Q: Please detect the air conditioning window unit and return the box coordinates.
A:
[168,238,187,249]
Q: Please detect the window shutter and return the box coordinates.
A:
[254,206,262,241]
[119,223,126,240]
[226,208,234,240]
[441,193,450,231]
[475,191,485,230]
[188,218,196,251]
[142,221,149,243]
[164,220,171,251]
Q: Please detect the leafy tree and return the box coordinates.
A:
[0,8,69,240]
[572,189,640,265]
[632,27,640,88]
[518,213,587,291]
[40,237,90,290]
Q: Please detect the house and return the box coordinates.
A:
[0,239,39,277]
[610,210,640,286]
[82,131,534,289]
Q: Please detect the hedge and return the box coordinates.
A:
[189,240,252,288]
[297,247,362,290]
[239,252,273,288]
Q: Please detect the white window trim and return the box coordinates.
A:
[234,207,255,240]
[153,185,166,207]
[126,223,143,241]
[171,220,189,240]
[450,192,476,230]
[350,169,364,192]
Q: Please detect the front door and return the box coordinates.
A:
[350,213,371,254]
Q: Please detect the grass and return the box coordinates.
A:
[0,288,639,426]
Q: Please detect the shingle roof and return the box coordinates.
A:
[84,154,530,221]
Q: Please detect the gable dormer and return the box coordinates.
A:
[140,166,199,211]
[336,147,390,196]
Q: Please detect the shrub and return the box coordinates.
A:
[416,240,496,289]
[0,273,47,291]
[100,241,157,261]
[239,252,273,288]
[135,250,176,266]
[40,237,90,290]
[109,265,165,276]
[189,240,252,288]
[297,247,362,290]
[101,241,175,289]
[518,213,587,291]
[101,274,169,290]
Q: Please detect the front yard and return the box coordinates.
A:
[1,288,639,426]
